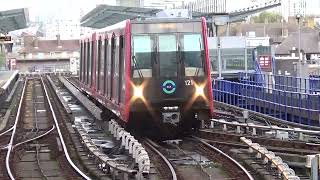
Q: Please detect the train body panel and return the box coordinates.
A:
[79,18,213,137]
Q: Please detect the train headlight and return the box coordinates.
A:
[133,86,143,98]
[196,86,204,96]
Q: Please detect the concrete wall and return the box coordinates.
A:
[274,58,299,75]
[15,59,70,73]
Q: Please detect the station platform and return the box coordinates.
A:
[0,71,18,87]
[0,70,19,98]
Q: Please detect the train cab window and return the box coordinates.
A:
[181,34,205,77]
[131,35,152,78]
[159,35,178,78]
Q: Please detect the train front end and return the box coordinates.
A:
[128,18,213,137]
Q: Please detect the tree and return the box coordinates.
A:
[251,12,282,23]
[0,52,5,67]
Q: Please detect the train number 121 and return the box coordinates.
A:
[185,80,193,86]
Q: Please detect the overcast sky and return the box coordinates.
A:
[0,0,265,21]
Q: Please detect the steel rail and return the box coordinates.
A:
[5,77,27,180]
[0,126,13,137]
[144,139,177,180]
[40,77,91,180]
[13,125,55,148]
[36,145,49,180]
[193,136,255,180]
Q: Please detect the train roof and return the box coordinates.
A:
[131,18,202,24]
[80,17,204,40]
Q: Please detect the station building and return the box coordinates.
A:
[12,35,79,73]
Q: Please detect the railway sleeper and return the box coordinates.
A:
[74,119,144,179]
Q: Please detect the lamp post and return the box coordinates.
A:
[296,14,302,63]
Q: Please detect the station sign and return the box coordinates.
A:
[0,36,11,42]
[259,55,272,70]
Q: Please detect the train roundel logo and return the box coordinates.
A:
[162,80,176,94]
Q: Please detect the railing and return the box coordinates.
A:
[213,78,320,126]
[239,72,320,94]
[240,137,300,180]
[209,119,320,141]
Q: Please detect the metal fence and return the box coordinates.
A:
[239,72,320,94]
[213,73,320,126]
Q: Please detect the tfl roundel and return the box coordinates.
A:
[162,80,176,94]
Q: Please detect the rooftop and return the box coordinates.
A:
[276,31,320,55]
[20,36,79,53]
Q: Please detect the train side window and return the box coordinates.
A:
[86,41,90,84]
[90,41,94,87]
[131,35,152,78]
[83,42,86,84]
[88,42,91,85]
[114,36,120,103]
[104,38,108,96]
[119,35,125,104]
[80,42,83,82]
[110,36,115,99]
[100,39,105,93]
[107,38,112,99]
[97,39,101,91]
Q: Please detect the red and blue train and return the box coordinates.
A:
[79,18,213,137]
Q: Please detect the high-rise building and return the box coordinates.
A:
[280,0,316,21]
[179,0,226,13]
[116,0,143,7]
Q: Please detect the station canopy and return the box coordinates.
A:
[80,4,208,29]
[0,8,28,33]
[81,5,163,29]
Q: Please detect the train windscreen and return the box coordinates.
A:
[131,32,205,78]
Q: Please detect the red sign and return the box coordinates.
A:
[10,58,16,66]
[259,55,272,70]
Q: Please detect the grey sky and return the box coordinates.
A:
[0,0,271,21]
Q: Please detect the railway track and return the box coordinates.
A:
[64,75,313,179]
[144,138,253,180]
[0,76,90,180]
[196,130,314,179]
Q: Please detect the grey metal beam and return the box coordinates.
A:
[81,4,162,28]
[229,2,281,22]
